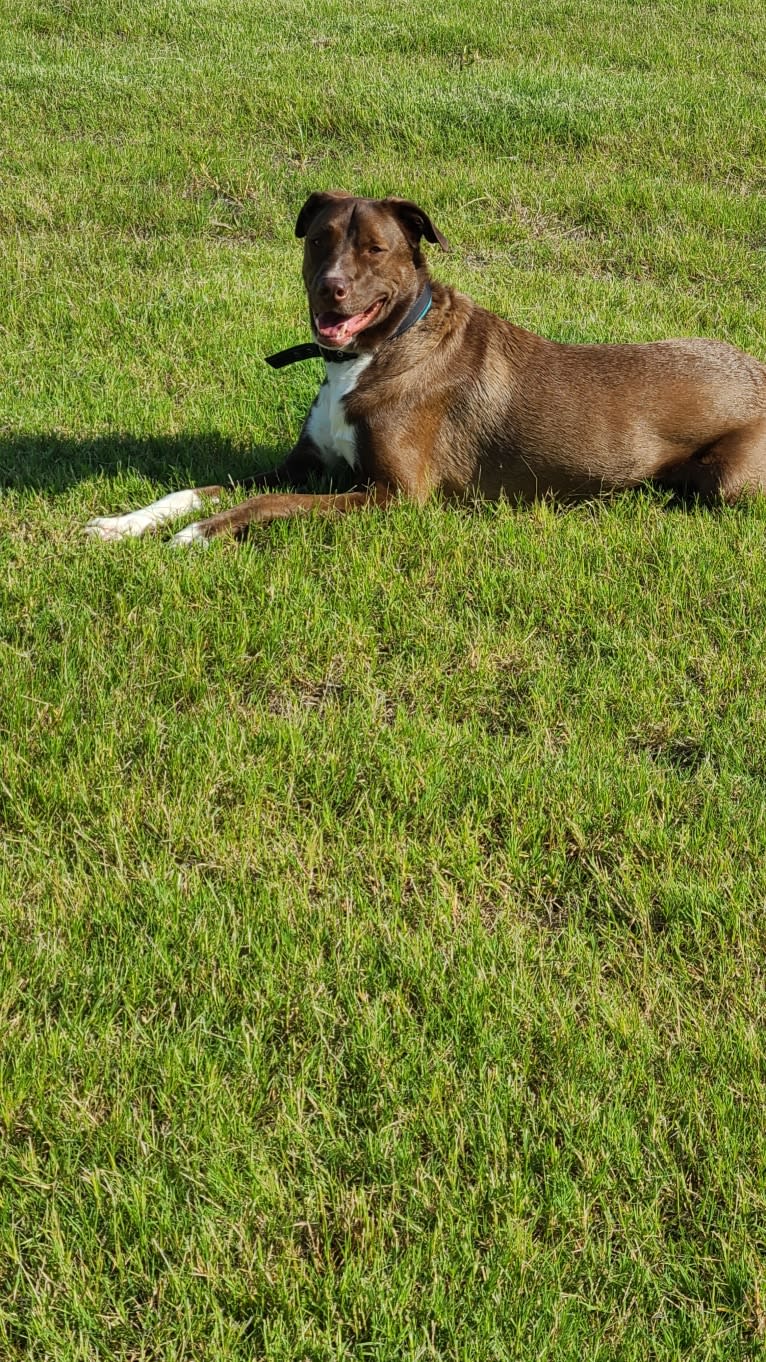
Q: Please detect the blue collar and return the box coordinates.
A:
[265,281,433,369]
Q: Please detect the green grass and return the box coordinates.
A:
[2,2,766,1358]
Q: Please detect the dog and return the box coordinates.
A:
[85,191,766,544]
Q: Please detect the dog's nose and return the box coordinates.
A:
[318,275,348,304]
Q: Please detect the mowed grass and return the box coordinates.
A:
[1,1,766,1358]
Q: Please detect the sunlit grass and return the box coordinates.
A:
[1,2,765,1357]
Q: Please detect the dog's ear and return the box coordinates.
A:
[295,191,351,238]
[386,198,450,252]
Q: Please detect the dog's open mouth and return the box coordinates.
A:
[313,298,385,346]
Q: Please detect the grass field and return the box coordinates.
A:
[2,1,766,1358]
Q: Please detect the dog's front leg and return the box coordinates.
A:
[83,438,327,542]
[84,485,225,541]
[241,436,329,492]
[170,481,396,545]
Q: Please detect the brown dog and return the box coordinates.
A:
[86,191,766,543]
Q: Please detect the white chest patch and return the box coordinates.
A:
[304,354,373,472]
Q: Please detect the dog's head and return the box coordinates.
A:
[295,192,449,351]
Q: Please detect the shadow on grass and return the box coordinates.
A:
[0,432,284,494]
[0,433,757,523]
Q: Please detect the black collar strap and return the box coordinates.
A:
[264,281,433,369]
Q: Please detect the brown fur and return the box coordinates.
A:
[188,192,766,539]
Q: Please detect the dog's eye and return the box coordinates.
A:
[310,236,322,246]
[368,244,386,255]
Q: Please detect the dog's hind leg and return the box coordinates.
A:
[670,420,766,504]
[709,420,766,503]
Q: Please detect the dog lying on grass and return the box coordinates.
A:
[85,191,766,544]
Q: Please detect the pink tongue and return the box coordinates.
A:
[315,305,379,343]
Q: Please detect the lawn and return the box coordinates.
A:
[1,1,766,1358]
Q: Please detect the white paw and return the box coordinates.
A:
[169,522,210,548]
[83,514,146,541]
[84,490,207,542]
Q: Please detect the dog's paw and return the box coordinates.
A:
[83,514,145,541]
[169,522,211,548]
